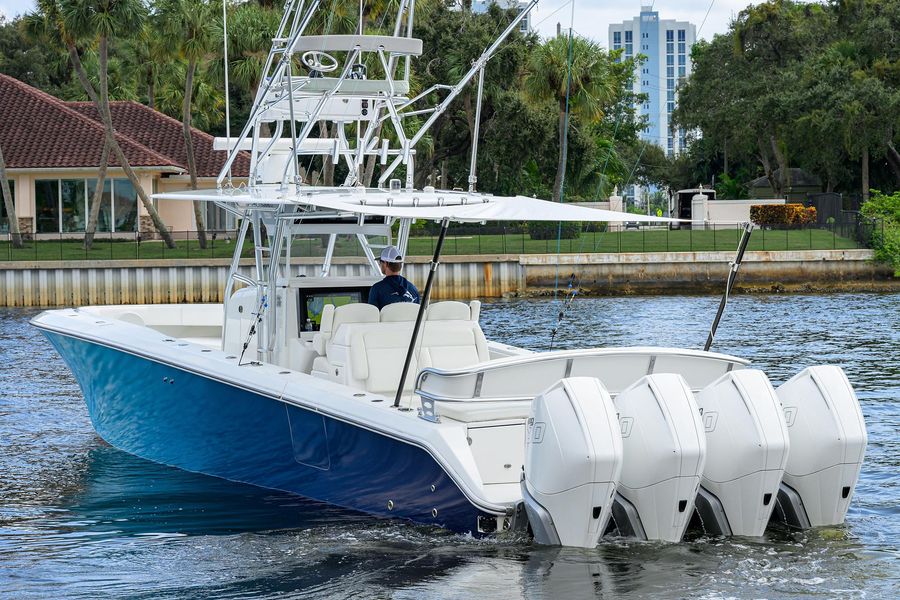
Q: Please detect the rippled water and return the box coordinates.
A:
[1,293,897,598]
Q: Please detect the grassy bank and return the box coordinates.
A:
[0,227,862,262]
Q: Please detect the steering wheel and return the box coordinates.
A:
[301,50,339,74]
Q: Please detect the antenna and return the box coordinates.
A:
[222,0,231,183]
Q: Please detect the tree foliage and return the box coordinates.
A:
[677,0,900,200]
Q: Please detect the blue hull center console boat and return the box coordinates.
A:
[33,0,866,547]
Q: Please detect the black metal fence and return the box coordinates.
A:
[0,220,879,262]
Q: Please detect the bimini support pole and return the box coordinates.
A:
[394,217,451,408]
[468,65,485,192]
[704,222,753,352]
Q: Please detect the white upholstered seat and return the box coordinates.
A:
[380,302,419,322]
[426,301,471,321]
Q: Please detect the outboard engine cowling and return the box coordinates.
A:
[694,369,790,537]
[522,377,623,548]
[774,366,867,528]
[611,374,707,542]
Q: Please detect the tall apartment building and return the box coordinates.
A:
[609,5,696,157]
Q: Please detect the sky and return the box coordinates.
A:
[0,1,782,46]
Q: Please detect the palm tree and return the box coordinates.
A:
[28,0,176,248]
[0,142,24,249]
[524,34,617,203]
[159,0,221,249]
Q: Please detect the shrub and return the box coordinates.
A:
[750,204,817,226]
[861,190,900,276]
[528,221,581,240]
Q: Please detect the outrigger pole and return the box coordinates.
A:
[704,222,753,351]
[394,217,451,408]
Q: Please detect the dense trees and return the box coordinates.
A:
[677,0,900,201]
[1,0,655,215]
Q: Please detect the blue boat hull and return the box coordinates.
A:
[42,331,485,534]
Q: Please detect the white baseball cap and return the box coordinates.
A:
[379,245,403,263]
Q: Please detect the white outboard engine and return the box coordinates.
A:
[522,377,623,548]
[610,374,707,542]
[774,366,867,528]
[693,369,790,537]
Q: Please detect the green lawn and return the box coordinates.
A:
[0,227,863,262]
[406,227,863,256]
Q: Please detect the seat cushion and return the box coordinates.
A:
[380,302,420,322]
[426,301,471,321]
[438,401,531,423]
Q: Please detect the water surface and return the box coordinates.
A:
[1,293,897,598]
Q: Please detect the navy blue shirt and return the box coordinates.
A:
[368,275,420,309]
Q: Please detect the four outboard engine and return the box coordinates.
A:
[692,369,790,537]
[611,374,707,542]
[774,366,867,528]
[520,367,865,547]
[522,377,623,548]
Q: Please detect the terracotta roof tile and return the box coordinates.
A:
[68,101,250,178]
[0,74,250,178]
[0,73,180,171]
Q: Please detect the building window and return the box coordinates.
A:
[666,29,674,42]
[667,101,675,113]
[35,179,60,234]
[113,179,138,232]
[33,177,138,234]
[0,180,13,233]
[678,42,686,54]
[678,66,686,77]
[667,55,674,65]
[87,179,112,232]
[678,54,686,65]
[666,42,674,53]
[61,179,87,233]
[678,29,685,41]
[625,31,632,43]
[667,90,675,101]
[667,78,675,88]
[667,66,674,77]
[613,31,621,46]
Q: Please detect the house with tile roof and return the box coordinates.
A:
[0,73,249,238]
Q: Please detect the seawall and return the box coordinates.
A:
[0,249,895,307]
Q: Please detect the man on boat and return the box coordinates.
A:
[368,246,420,309]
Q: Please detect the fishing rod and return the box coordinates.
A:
[704,222,753,352]
[549,272,578,351]
[238,293,268,366]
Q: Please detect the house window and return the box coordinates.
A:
[35,179,60,234]
[33,177,139,234]
[87,179,113,233]
[0,180,13,233]
[61,179,87,233]
[113,179,138,232]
